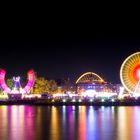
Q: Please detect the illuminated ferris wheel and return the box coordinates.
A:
[120,52,140,96]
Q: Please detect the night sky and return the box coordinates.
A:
[0,14,140,84]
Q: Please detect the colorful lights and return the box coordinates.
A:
[82,89,96,97]
[0,94,9,100]
[53,94,68,98]
[0,69,11,93]
[133,65,140,81]
[133,93,140,98]
[96,92,117,98]
[2,52,140,103]
[120,52,140,94]
[22,94,41,99]
[22,69,35,94]
[118,86,124,99]
[49,90,119,104]
[76,72,105,84]
[0,69,35,95]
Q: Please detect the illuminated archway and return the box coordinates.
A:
[76,72,104,84]
[75,72,107,95]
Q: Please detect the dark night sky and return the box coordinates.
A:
[0,10,140,84]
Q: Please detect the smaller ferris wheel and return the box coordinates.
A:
[120,52,140,97]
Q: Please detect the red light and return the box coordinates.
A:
[133,65,140,81]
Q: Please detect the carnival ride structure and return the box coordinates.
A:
[76,72,117,98]
[120,52,140,97]
[0,69,35,95]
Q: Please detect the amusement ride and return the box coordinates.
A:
[75,72,117,98]
[120,52,140,98]
[0,52,140,101]
[0,69,35,98]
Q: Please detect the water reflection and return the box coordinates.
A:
[50,106,60,140]
[0,106,140,140]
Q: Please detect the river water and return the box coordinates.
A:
[0,105,140,140]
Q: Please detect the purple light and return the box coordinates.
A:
[0,68,35,95]
[0,69,11,93]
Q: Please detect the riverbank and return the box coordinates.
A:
[1,99,140,106]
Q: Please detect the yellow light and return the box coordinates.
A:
[72,99,76,102]
[63,99,66,102]
[76,72,105,84]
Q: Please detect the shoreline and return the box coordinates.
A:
[1,99,140,106]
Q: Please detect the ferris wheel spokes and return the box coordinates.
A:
[120,52,140,98]
[133,79,140,97]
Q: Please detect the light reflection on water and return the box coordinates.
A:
[0,106,140,140]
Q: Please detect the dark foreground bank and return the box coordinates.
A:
[1,99,140,106]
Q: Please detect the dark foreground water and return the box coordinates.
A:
[0,106,140,140]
